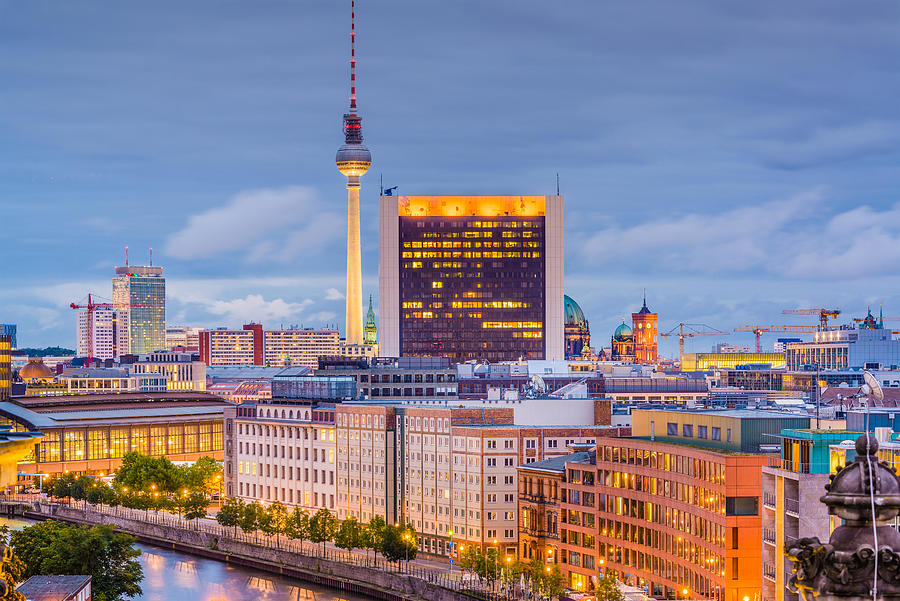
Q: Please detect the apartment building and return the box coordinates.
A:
[264,329,340,368]
[226,402,337,511]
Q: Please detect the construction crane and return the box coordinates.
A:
[733,325,818,353]
[70,294,113,367]
[661,323,729,359]
[70,295,149,366]
[782,308,841,330]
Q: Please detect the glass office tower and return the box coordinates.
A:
[379,196,564,362]
[113,265,166,355]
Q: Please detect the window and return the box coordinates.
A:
[732,557,739,579]
[682,424,693,438]
[547,440,558,448]
[667,422,678,436]
[697,426,707,440]
[711,427,721,441]
[726,497,758,516]
[727,428,732,442]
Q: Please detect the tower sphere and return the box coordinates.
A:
[335,143,372,178]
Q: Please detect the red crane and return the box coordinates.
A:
[733,325,818,353]
[70,294,113,367]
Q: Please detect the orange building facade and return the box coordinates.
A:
[555,438,774,601]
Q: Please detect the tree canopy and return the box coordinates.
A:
[10,521,143,601]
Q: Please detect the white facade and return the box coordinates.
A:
[263,329,340,367]
[76,308,127,360]
[133,352,206,391]
[231,404,337,511]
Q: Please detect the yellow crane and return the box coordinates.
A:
[661,323,729,359]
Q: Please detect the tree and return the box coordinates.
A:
[334,517,363,555]
[380,524,417,567]
[216,497,245,536]
[239,502,263,541]
[10,520,143,601]
[49,473,76,501]
[0,525,26,601]
[182,493,209,521]
[114,452,182,494]
[361,516,386,565]
[595,572,624,601]
[264,501,289,548]
[285,508,310,553]
[308,508,338,555]
[179,456,223,495]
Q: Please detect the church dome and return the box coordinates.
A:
[614,322,633,339]
[19,358,53,381]
[564,295,587,329]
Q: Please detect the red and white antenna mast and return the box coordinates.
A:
[349,0,357,112]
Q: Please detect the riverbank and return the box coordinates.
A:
[18,500,492,601]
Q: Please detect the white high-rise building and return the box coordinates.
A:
[76,308,127,360]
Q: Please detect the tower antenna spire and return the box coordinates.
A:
[125,246,129,268]
[349,0,357,112]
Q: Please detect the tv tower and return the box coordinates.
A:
[335,0,371,346]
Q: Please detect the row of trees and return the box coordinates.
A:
[44,452,223,521]
[2,522,143,601]
[216,499,418,565]
[458,546,567,597]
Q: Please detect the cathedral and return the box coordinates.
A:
[564,295,592,359]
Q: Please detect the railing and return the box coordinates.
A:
[784,497,800,515]
[781,460,811,474]
[763,493,776,509]
[518,493,556,505]
[764,563,777,580]
[763,529,776,544]
[7,494,538,601]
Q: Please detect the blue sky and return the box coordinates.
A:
[2,1,899,355]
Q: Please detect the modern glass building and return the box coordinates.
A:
[112,264,166,355]
[0,325,16,350]
[379,196,564,362]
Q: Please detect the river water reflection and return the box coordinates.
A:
[0,517,373,601]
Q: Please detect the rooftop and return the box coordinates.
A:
[519,451,593,473]
[633,407,808,419]
[16,575,91,601]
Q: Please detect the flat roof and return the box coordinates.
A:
[519,451,593,473]
[633,408,808,419]
[0,399,227,430]
[17,575,90,601]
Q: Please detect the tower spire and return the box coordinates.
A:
[349,0,357,112]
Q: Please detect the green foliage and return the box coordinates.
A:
[308,508,338,546]
[363,515,386,556]
[239,502,263,535]
[216,497,245,530]
[10,521,143,601]
[285,508,310,544]
[0,525,26,589]
[178,456,222,495]
[17,347,74,357]
[113,452,182,493]
[181,493,210,521]
[333,517,363,552]
[595,572,624,601]
[380,524,417,564]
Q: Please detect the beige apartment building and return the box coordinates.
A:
[225,402,337,511]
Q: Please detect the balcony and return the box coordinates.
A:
[763,493,776,509]
[520,527,558,540]
[785,497,800,516]
[764,563,777,581]
[781,460,811,474]
[519,493,557,505]
[763,529,776,545]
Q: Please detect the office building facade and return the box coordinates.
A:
[0,325,16,350]
[0,334,10,401]
[264,329,340,368]
[379,195,564,362]
[112,264,166,355]
[76,307,127,360]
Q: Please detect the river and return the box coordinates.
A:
[0,516,374,601]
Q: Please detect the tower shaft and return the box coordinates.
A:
[345,179,363,345]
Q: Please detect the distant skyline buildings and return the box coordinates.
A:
[76,307,126,360]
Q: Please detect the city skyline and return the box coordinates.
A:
[2,1,899,352]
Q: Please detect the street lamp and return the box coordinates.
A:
[448,530,454,572]
[404,532,411,570]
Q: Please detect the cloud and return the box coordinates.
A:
[164,186,342,261]
[756,121,900,170]
[324,288,345,300]
[207,294,314,325]
[582,188,824,273]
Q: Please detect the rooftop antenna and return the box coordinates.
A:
[149,247,153,267]
[380,173,383,195]
[556,173,560,196]
[350,0,357,112]
[125,246,129,268]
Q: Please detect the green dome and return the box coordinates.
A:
[564,295,587,328]
[614,322,633,338]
